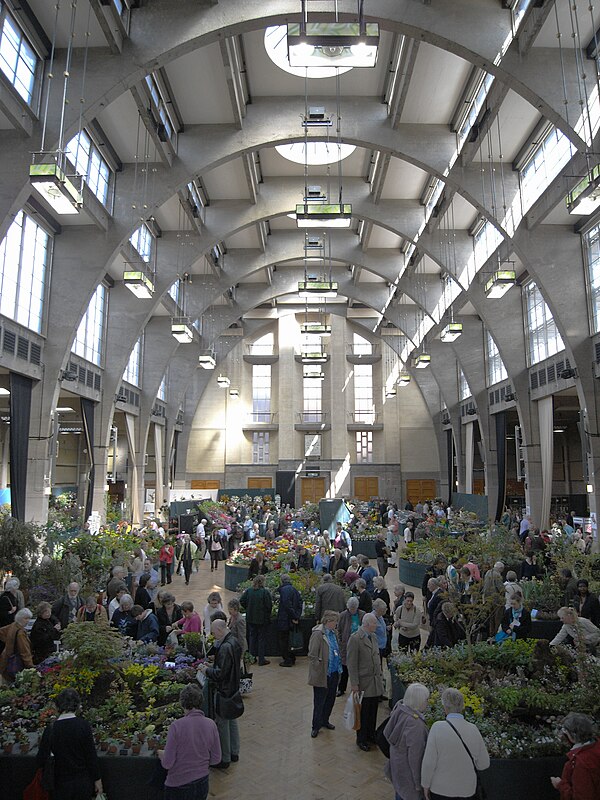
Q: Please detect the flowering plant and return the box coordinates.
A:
[389,639,599,758]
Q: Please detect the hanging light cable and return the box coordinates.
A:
[30,1,83,215]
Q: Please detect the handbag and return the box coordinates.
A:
[446,720,486,800]
[41,725,55,793]
[375,716,390,758]
[23,768,49,800]
[215,690,245,720]
[6,652,23,677]
[289,625,304,652]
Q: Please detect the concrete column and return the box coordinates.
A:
[465,421,474,494]
[330,316,349,462]
[277,316,297,461]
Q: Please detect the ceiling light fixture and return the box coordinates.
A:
[301,322,332,336]
[171,318,194,344]
[398,374,411,386]
[287,0,380,70]
[229,388,240,398]
[414,353,431,369]
[217,375,230,388]
[440,321,463,343]
[298,280,338,297]
[198,353,216,370]
[385,387,397,397]
[123,268,155,299]
[485,269,516,299]
[296,203,353,228]
[29,163,82,215]
[277,142,356,165]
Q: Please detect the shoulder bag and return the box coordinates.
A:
[6,627,23,678]
[375,716,390,758]
[41,725,55,793]
[446,720,486,800]
[215,690,244,719]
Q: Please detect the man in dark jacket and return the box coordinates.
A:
[432,602,464,648]
[51,582,85,630]
[240,574,272,666]
[575,580,600,627]
[314,574,347,621]
[202,620,242,769]
[276,573,302,667]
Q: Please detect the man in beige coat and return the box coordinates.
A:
[346,612,383,751]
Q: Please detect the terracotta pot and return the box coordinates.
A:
[20,743,30,754]
[148,738,159,750]
[100,741,108,752]
[108,744,118,754]
[131,744,141,755]
[123,738,132,748]
[3,743,13,754]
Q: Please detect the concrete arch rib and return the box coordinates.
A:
[0,0,584,239]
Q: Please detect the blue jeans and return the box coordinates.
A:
[215,713,240,762]
[164,775,209,800]
[312,672,339,730]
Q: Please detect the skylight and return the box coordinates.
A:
[275,141,356,165]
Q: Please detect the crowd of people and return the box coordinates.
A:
[2,495,600,800]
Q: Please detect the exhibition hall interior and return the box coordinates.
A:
[1,3,600,799]
[1,0,599,526]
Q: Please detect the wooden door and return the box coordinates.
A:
[301,477,326,504]
[354,476,379,501]
[473,478,485,495]
[247,477,272,489]
[190,480,220,490]
[406,479,437,505]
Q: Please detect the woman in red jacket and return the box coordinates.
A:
[551,712,600,800]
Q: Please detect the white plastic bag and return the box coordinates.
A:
[342,690,364,731]
[342,693,356,730]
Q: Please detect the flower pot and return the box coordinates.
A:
[398,558,428,588]
[19,743,30,754]
[148,738,159,750]
[225,563,250,591]
[3,743,13,754]
[108,744,118,754]
[123,737,132,748]
[99,741,108,752]
[131,744,141,755]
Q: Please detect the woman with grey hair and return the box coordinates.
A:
[336,596,365,696]
[550,712,600,798]
[421,688,490,799]
[384,682,430,800]
[0,607,33,682]
[110,593,135,636]
[307,609,342,738]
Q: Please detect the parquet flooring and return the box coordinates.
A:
[162,556,412,800]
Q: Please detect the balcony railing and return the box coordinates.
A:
[246,344,274,356]
[297,411,328,424]
[348,411,379,424]
[245,412,277,424]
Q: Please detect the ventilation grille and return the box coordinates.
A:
[530,357,572,391]
[152,403,166,419]
[119,385,140,407]
[66,361,102,393]
[1,327,43,367]
[488,385,514,407]
[595,341,600,363]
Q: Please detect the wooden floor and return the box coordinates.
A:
[165,555,398,800]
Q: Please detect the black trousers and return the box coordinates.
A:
[160,562,172,585]
[356,695,378,745]
[338,664,349,693]
[312,672,339,730]
[397,634,420,652]
[209,549,221,569]
[248,622,268,664]
[278,629,294,663]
